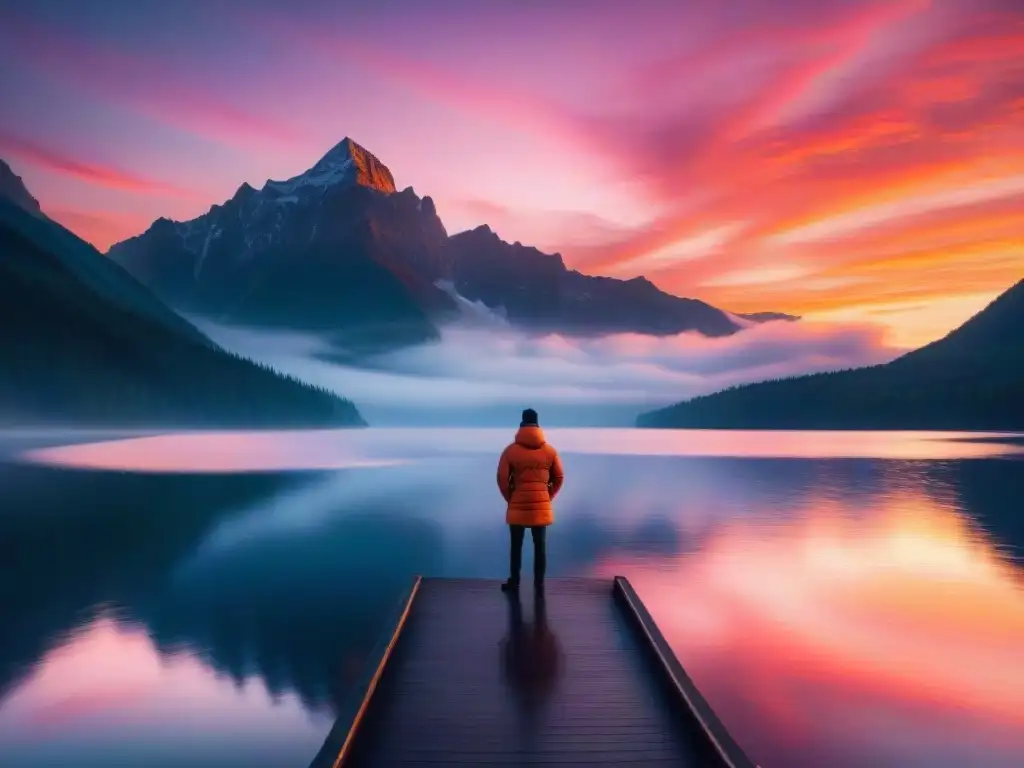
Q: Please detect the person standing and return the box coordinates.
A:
[496,408,564,594]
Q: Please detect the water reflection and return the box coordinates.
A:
[0,466,305,702]
[1,430,1023,767]
[0,617,330,768]
[0,465,444,767]
[600,461,1024,768]
[145,508,445,711]
[500,593,563,730]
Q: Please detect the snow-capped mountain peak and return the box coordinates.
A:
[262,137,397,197]
[311,137,364,173]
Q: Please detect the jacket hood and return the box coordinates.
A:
[514,425,546,449]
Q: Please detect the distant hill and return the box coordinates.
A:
[637,279,1024,431]
[0,160,364,428]
[107,137,784,351]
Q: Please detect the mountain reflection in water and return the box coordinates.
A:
[0,428,1022,768]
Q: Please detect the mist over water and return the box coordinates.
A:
[189,294,899,426]
[18,428,1024,474]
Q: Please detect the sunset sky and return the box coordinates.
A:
[1,0,1021,348]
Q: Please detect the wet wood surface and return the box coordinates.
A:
[333,577,752,767]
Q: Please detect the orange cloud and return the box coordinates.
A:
[762,112,923,166]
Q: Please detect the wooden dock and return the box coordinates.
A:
[310,577,758,768]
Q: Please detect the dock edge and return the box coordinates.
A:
[308,575,423,768]
[613,575,760,768]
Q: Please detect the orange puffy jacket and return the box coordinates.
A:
[497,425,565,527]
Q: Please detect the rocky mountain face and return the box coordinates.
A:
[109,139,448,349]
[444,225,739,335]
[0,160,43,218]
[109,138,752,348]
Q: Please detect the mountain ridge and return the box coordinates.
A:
[637,279,1024,431]
[107,138,785,348]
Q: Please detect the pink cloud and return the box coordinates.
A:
[0,132,197,198]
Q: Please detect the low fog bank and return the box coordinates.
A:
[0,428,164,458]
[191,296,899,427]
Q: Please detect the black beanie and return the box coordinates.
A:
[520,408,539,426]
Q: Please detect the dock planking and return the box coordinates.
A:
[311,577,758,768]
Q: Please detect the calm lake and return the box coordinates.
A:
[1,428,1023,768]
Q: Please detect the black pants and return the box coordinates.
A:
[508,524,547,585]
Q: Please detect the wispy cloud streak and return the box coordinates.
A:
[0,132,197,197]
